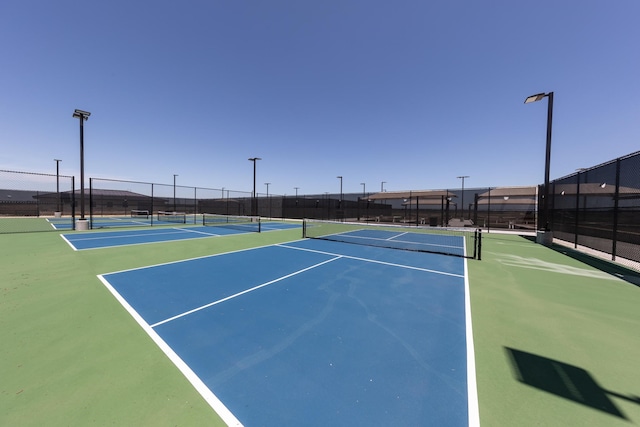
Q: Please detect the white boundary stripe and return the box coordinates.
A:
[386,231,408,241]
[68,229,187,242]
[59,233,78,251]
[150,256,342,328]
[97,274,243,427]
[277,243,464,278]
[464,256,481,427]
[340,233,463,250]
[61,226,257,251]
[101,241,300,276]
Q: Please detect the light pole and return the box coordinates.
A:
[265,182,271,218]
[248,157,261,216]
[54,159,62,214]
[525,91,554,231]
[173,174,178,211]
[337,176,343,209]
[72,109,90,223]
[381,181,386,192]
[359,182,366,222]
[457,176,469,220]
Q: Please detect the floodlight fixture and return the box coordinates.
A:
[72,109,91,119]
[524,93,547,104]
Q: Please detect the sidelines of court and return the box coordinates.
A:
[98,239,476,426]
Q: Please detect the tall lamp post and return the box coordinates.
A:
[381,181,386,192]
[54,159,62,214]
[264,182,271,218]
[525,91,554,232]
[173,174,178,211]
[248,157,261,216]
[337,176,343,209]
[359,182,366,222]
[72,109,91,226]
[457,176,469,220]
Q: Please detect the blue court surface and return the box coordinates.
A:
[61,222,299,250]
[99,238,479,426]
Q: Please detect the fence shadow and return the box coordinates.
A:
[549,244,640,287]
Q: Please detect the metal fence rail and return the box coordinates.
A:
[549,151,640,264]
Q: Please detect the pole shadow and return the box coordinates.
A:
[505,347,640,420]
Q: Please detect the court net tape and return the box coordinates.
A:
[202,213,261,233]
[302,219,481,259]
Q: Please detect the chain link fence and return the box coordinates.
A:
[0,169,75,233]
[3,150,639,269]
[549,151,640,264]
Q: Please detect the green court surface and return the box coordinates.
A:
[2,227,639,426]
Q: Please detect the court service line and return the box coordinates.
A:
[386,231,408,240]
[150,256,343,328]
[277,244,464,278]
[343,233,461,250]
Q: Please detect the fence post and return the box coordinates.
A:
[612,158,621,260]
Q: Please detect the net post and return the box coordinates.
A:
[302,219,307,238]
[477,228,482,260]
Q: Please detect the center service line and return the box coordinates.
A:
[150,256,343,328]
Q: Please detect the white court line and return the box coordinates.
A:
[67,229,186,242]
[97,275,243,427]
[340,233,463,250]
[386,231,408,240]
[60,233,78,251]
[463,255,480,427]
[150,256,342,328]
[277,243,464,278]
[62,227,234,251]
[101,241,297,275]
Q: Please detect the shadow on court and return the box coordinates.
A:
[550,246,640,288]
[505,347,640,421]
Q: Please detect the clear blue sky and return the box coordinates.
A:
[1,1,638,196]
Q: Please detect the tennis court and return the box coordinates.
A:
[99,236,477,426]
[61,220,300,250]
[3,222,640,426]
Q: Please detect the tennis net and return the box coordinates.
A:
[202,213,261,233]
[302,219,481,259]
[157,211,187,224]
[130,209,150,218]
